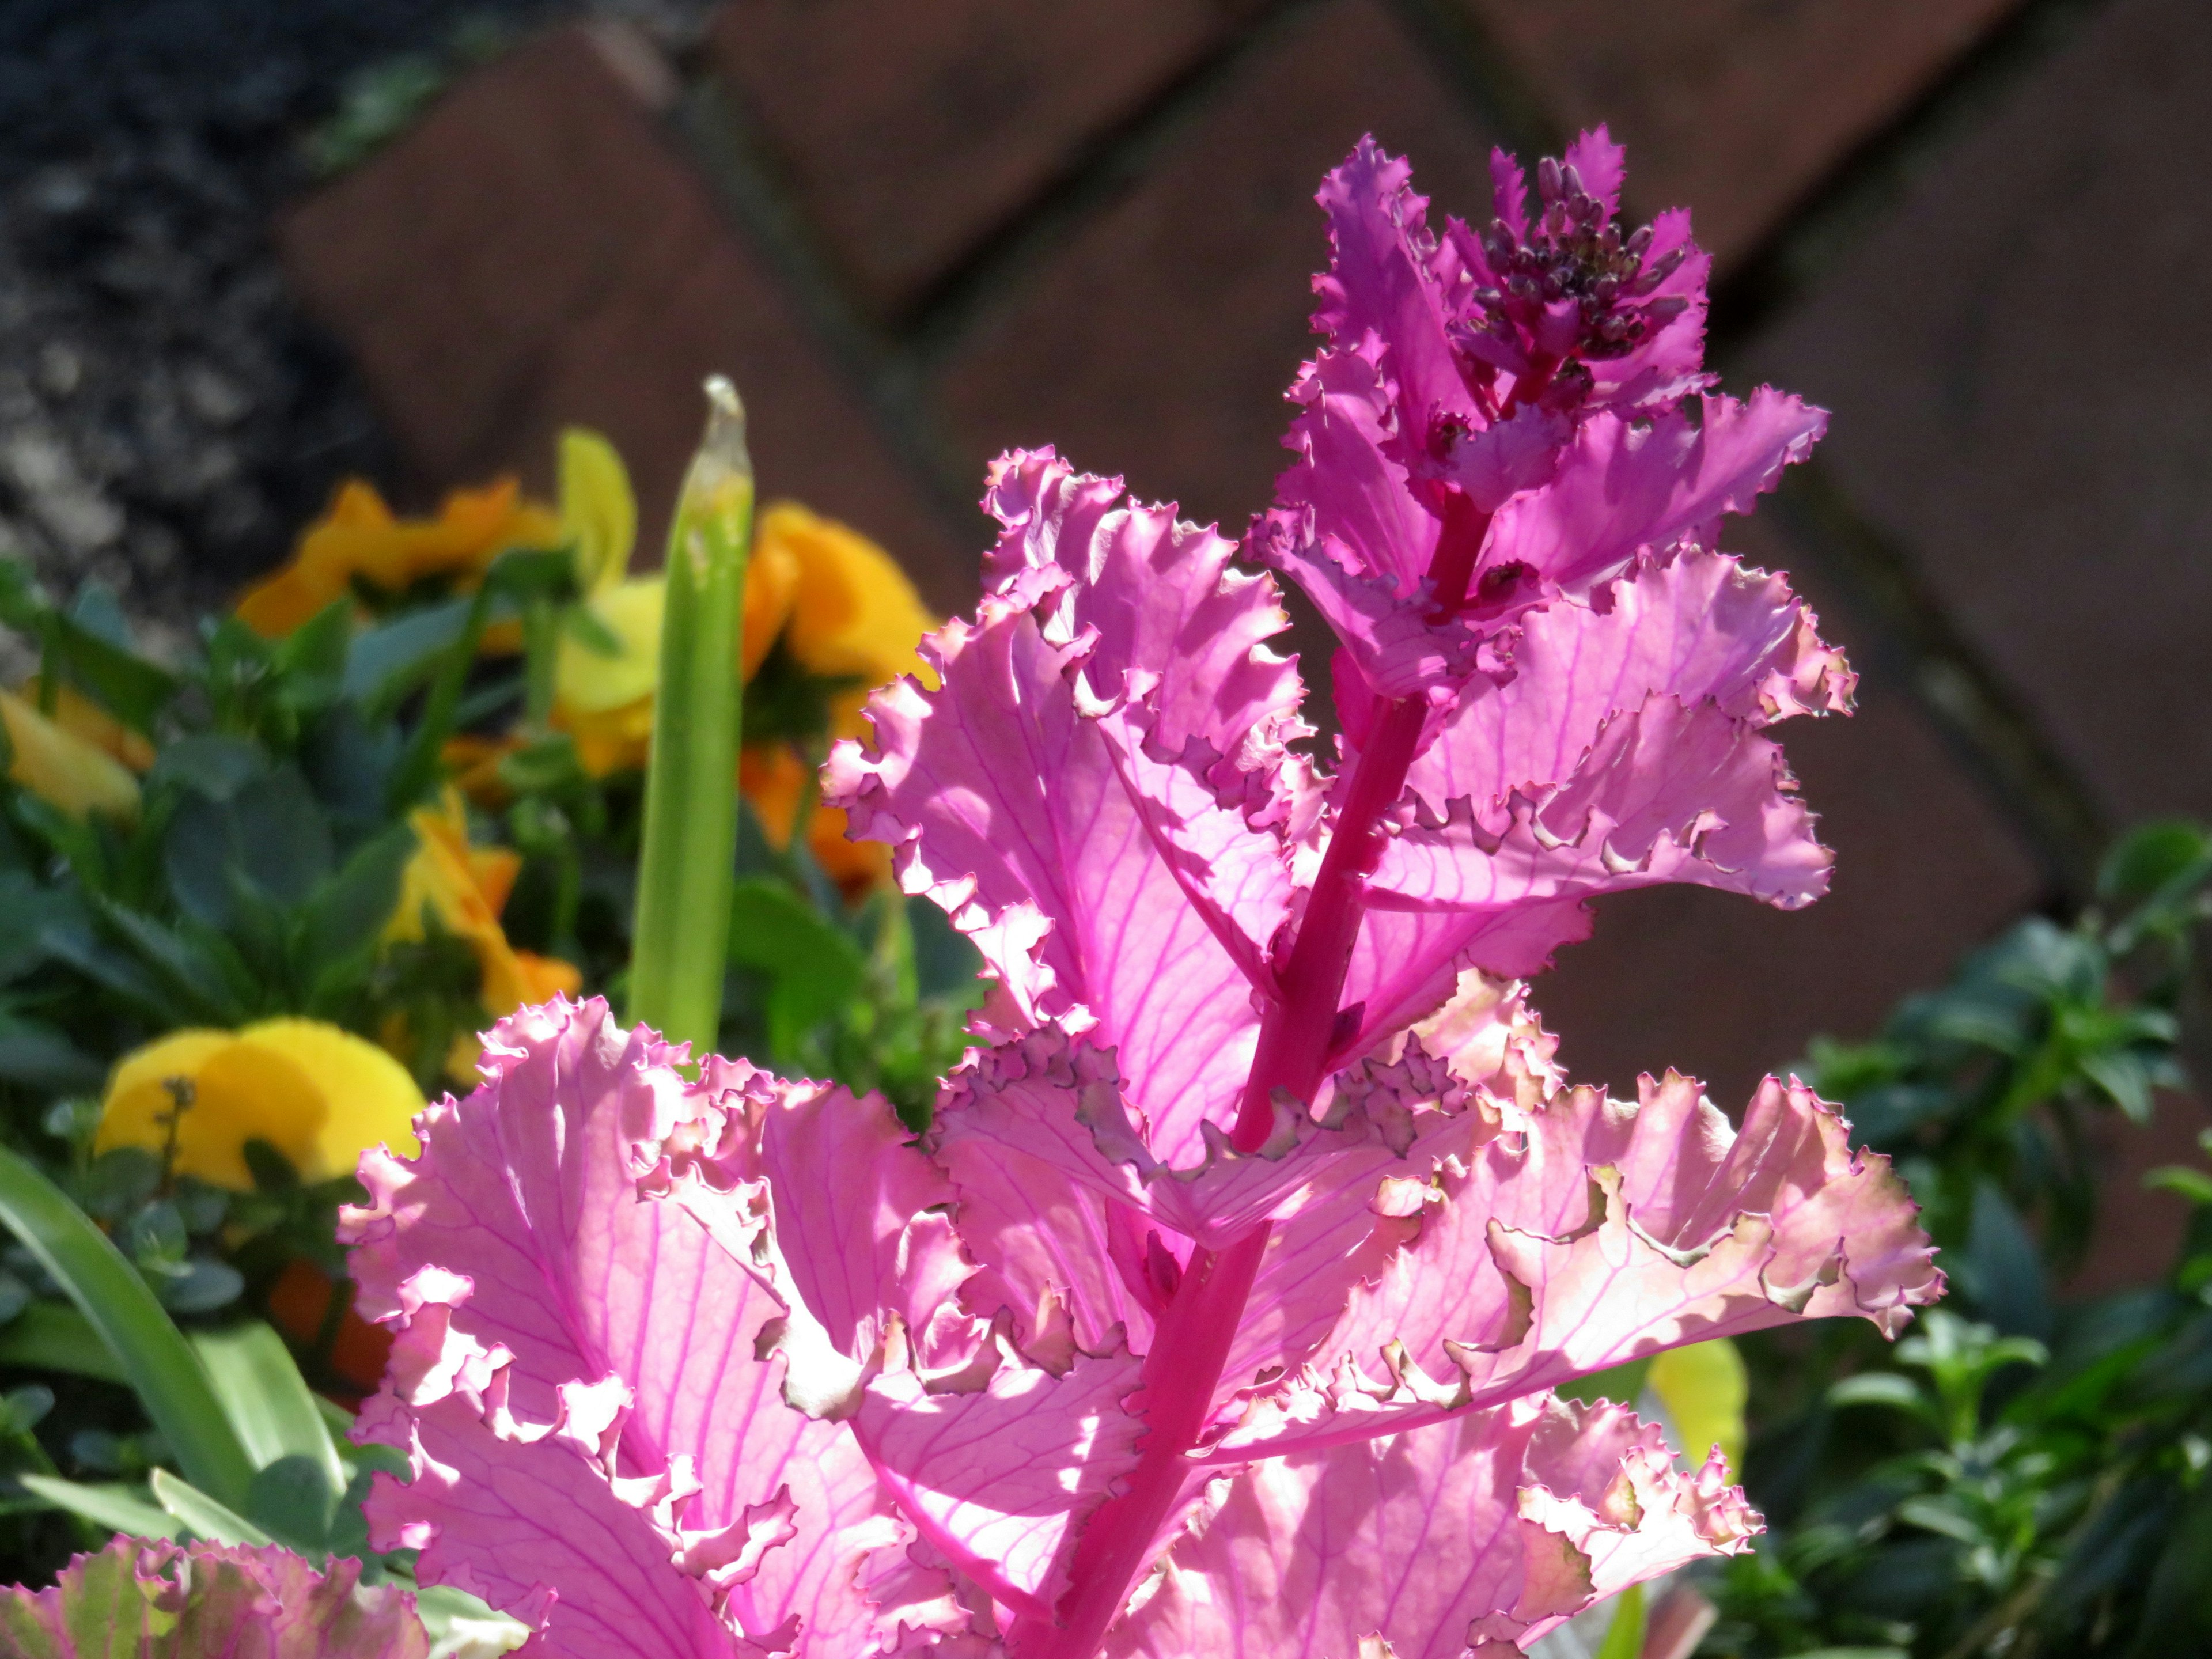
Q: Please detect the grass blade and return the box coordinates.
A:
[15,1474,180,1540]
[189,1321,346,1499]
[148,1467,272,1547]
[0,1146,255,1508]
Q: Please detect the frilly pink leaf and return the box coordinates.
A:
[1105,1395,1752,1659]
[824,468,1294,1161]
[1210,1069,1942,1460]
[980,450,1308,805]
[1484,391,1827,601]
[344,126,1944,1659]
[342,998,938,1658]
[628,1047,1146,1624]
[0,1536,427,1658]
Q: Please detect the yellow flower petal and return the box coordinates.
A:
[762,502,933,690]
[387,787,581,1032]
[99,1030,233,1146]
[1648,1337,1748,1472]
[387,790,506,948]
[738,741,892,896]
[740,528,801,681]
[557,696,655,778]
[96,1022,423,1189]
[97,1029,323,1191]
[556,577,665,714]
[559,427,637,594]
[236,476,563,638]
[1,690,142,821]
[233,1018,423,1177]
[20,680,156,771]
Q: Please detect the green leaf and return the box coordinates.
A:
[413,1584,530,1659]
[189,1321,347,1499]
[384,587,497,814]
[148,734,267,802]
[1826,1372,1930,1414]
[2130,1475,2212,1656]
[1555,1356,1651,1408]
[40,603,179,734]
[12,1474,180,1540]
[273,601,353,714]
[148,1466,272,1547]
[1591,1581,1645,1659]
[343,597,474,708]
[0,1146,256,1508]
[0,870,82,982]
[907,893,984,1002]
[2100,819,2212,909]
[2146,1165,2212,1206]
[85,899,245,1025]
[243,1454,340,1552]
[33,916,175,1020]
[728,877,866,1063]
[300,825,412,985]
[0,1013,105,1094]
[2080,1045,2155,1124]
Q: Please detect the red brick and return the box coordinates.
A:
[278,25,971,607]
[1462,0,2021,265]
[1744,0,2212,825]
[932,0,1501,536]
[706,0,1258,315]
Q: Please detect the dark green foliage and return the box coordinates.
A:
[1705,823,2212,1657]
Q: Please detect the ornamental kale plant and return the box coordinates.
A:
[332,131,1942,1659]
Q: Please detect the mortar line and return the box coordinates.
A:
[667,79,979,540]
[665,3,1318,540]
[892,0,1329,365]
[1708,0,2120,353]
[1379,0,1560,159]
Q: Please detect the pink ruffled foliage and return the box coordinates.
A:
[344,131,1938,1659]
[0,1536,427,1657]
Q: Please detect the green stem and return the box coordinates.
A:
[0,1147,255,1509]
[627,377,754,1055]
[520,595,559,731]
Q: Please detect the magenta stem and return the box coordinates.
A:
[1022,493,1495,1656]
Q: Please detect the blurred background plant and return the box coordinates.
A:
[1692,820,2212,1658]
[0,400,978,1603]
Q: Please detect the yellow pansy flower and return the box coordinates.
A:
[1648,1337,1748,1471]
[17,679,156,771]
[387,789,581,1078]
[96,1018,423,1190]
[758,501,934,692]
[0,688,141,821]
[236,476,564,638]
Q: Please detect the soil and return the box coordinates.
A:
[0,0,713,665]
